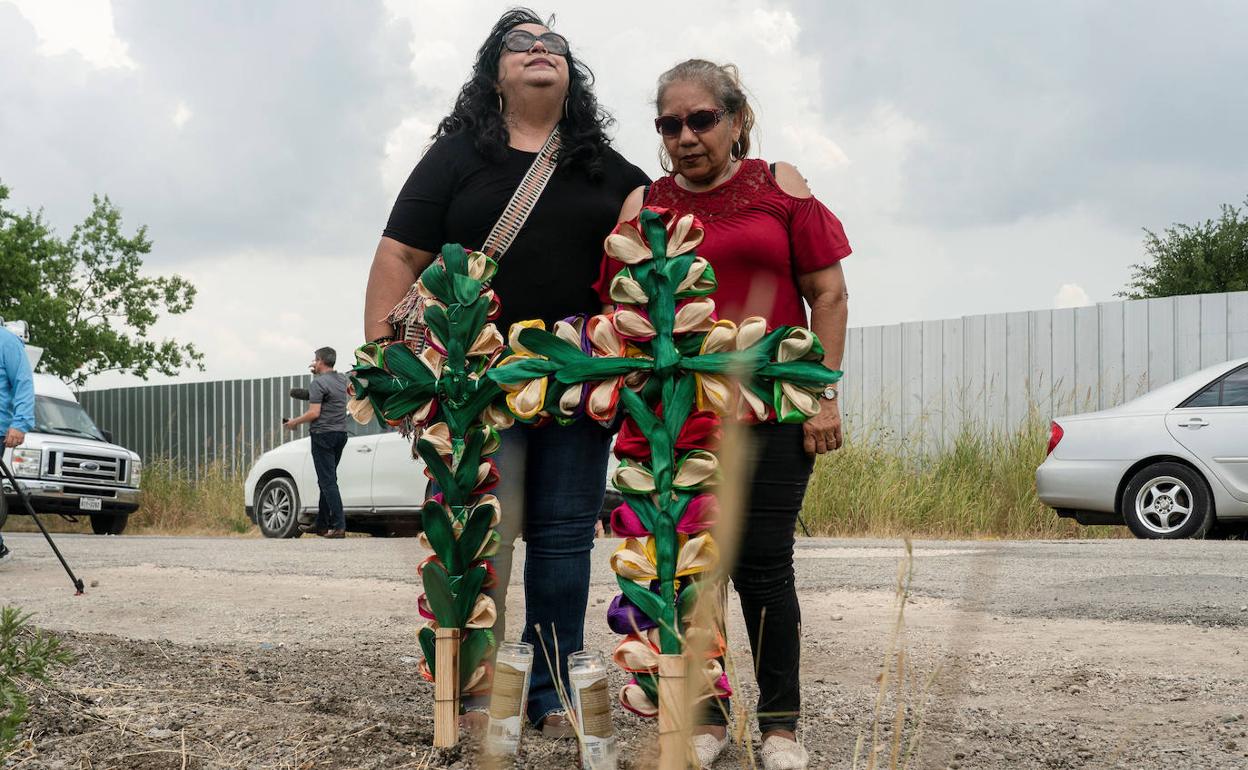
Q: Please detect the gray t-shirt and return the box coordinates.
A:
[308,371,349,434]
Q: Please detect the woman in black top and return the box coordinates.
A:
[364,8,648,735]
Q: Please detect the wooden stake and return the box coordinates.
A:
[434,628,461,748]
[657,653,690,770]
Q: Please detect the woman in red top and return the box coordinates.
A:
[599,59,850,770]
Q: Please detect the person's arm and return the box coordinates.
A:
[3,335,35,447]
[599,186,648,313]
[364,237,436,342]
[796,264,848,454]
[284,403,322,430]
[775,161,850,455]
[285,380,325,431]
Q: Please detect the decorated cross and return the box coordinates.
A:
[490,207,841,759]
[349,206,841,759]
[348,245,511,747]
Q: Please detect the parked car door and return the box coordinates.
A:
[371,430,426,509]
[1166,365,1248,503]
[301,433,379,510]
[338,434,381,508]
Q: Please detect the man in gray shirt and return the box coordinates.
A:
[283,347,350,538]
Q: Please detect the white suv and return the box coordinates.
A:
[243,430,623,539]
[243,429,428,538]
[1,340,142,535]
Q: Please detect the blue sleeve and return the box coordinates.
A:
[3,336,35,432]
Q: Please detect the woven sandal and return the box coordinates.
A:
[760,735,809,770]
[692,732,730,768]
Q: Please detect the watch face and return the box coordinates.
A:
[823,385,838,400]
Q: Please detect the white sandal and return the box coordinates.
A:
[692,732,730,768]
[760,735,809,770]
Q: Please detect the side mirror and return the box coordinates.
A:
[101,429,115,443]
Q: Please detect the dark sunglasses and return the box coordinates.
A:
[654,109,727,138]
[502,29,570,56]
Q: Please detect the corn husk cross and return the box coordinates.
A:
[489,206,842,717]
[348,243,513,697]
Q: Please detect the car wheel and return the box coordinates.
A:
[256,476,302,539]
[89,512,128,535]
[1121,462,1213,540]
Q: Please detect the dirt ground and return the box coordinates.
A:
[3,534,1248,769]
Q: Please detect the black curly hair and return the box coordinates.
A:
[432,8,614,181]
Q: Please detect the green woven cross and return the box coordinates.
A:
[349,244,510,703]
[489,207,841,714]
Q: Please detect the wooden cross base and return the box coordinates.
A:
[433,628,461,748]
[657,654,690,770]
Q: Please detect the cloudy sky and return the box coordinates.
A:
[2,0,1246,388]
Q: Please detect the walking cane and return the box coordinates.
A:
[0,455,86,595]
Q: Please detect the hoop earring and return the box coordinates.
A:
[730,139,743,160]
[658,147,673,174]
[563,96,570,120]
[497,93,504,113]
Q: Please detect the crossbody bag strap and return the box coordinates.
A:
[479,126,562,263]
[386,127,563,331]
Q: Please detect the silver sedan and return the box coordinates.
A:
[1037,356,1248,539]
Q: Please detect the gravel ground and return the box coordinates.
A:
[2,533,1248,769]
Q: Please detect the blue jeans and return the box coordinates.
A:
[463,419,612,724]
[310,431,347,531]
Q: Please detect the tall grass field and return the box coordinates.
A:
[5,419,1123,539]
[803,417,1123,539]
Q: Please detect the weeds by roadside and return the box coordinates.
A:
[804,418,1123,539]
[130,457,251,535]
[0,606,72,757]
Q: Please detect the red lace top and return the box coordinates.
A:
[594,158,851,328]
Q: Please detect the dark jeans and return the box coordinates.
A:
[310,431,348,531]
[462,418,613,724]
[705,422,813,734]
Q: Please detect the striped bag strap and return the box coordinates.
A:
[479,126,563,264]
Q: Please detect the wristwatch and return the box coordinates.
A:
[822,385,838,401]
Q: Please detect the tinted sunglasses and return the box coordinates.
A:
[654,109,727,138]
[502,29,570,56]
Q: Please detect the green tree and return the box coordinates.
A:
[1120,197,1248,299]
[0,181,203,387]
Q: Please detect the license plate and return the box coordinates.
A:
[80,497,103,511]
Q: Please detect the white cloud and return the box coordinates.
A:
[1053,283,1092,309]
[6,1,1244,389]
[4,0,135,69]
[87,253,367,389]
[382,114,435,192]
[171,100,192,129]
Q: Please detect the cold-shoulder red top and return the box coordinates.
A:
[594,158,851,329]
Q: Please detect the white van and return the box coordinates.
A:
[0,326,142,535]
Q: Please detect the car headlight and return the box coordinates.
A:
[11,448,42,478]
[131,459,143,488]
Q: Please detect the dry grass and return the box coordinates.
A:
[803,416,1125,539]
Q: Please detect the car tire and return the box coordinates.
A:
[89,512,129,535]
[1121,462,1213,540]
[600,490,623,534]
[256,476,303,539]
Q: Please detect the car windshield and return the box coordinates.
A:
[34,396,106,441]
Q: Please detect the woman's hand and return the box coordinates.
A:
[802,399,843,456]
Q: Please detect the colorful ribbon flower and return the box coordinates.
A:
[610,534,720,584]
